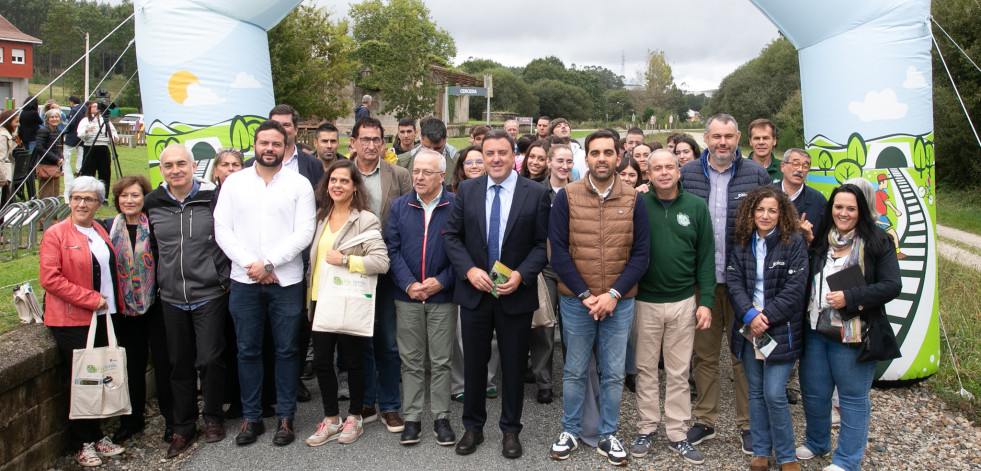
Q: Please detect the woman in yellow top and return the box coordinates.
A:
[304,159,389,447]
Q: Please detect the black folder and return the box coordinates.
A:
[826,264,866,292]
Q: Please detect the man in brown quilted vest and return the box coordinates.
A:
[547,129,650,466]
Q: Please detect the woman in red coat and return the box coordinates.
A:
[39,175,125,467]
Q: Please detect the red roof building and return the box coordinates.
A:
[0,13,41,106]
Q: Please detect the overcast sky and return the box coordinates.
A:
[317,0,782,92]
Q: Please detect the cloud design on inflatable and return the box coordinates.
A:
[848,89,908,122]
[230,72,262,89]
[183,82,226,106]
[903,66,928,89]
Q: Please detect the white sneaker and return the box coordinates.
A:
[796,445,830,460]
[550,431,578,460]
[93,436,124,457]
[305,418,342,446]
[337,415,363,444]
[75,443,102,467]
[823,465,847,471]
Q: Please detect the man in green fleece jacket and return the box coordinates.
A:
[627,149,716,465]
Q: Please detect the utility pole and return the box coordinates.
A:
[84,32,90,99]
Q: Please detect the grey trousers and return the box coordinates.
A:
[529,266,560,390]
[395,300,457,421]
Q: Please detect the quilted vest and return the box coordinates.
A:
[557,177,639,298]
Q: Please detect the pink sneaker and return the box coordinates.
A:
[75,443,103,467]
[337,415,363,444]
[93,436,124,457]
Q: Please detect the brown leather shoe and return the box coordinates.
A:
[360,406,377,423]
[750,456,769,471]
[204,423,226,443]
[780,462,800,471]
[502,432,522,459]
[380,411,405,433]
[166,433,196,459]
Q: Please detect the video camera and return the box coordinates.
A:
[94,89,117,118]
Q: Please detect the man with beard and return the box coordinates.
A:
[679,113,770,455]
[247,105,324,189]
[548,130,649,466]
[775,148,825,244]
[396,116,456,187]
[214,120,316,447]
[313,122,345,170]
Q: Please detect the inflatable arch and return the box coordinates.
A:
[134,0,937,381]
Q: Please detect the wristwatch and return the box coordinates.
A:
[341,255,349,267]
[263,260,274,272]
[578,290,591,301]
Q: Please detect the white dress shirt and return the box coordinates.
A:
[214,165,316,286]
[485,170,518,251]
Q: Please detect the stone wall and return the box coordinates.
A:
[0,324,68,471]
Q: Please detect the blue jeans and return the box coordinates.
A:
[362,276,402,412]
[229,281,304,422]
[560,295,634,440]
[742,340,796,464]
[799,329,876,471]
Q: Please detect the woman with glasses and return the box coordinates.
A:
[451,146,485,193]
[39,176,126,467]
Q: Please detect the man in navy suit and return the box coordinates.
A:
[443,129,550,459]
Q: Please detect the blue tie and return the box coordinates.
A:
[488,184,501,270]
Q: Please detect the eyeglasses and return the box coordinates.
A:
[70,196,100,205]
[464,159,483,166]
[784,160,810,170]
[412,169,442,177]
[357,137,384,147]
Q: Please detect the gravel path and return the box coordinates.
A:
[937,224,981,272]
[50,336,981,470]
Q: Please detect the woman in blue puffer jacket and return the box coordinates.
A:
[726,185,808,471]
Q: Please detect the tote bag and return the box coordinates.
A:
[531,273,556,328]
[312,230,381,337]
[69,311,131,419]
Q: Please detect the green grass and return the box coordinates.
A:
[936,188,981,235]
[0,146,151,335]
[932,257,981,422]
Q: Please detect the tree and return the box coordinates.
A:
[580,65,624,90]
[932,0,981,189]
[531,79,592,122]
[467,67,537,119]
[268,4,355,120]
[523,56,567,84]
[350,0,456,119]
[775,89,804,149]
[603,89,634,122]
[702,37,800,138]
[644,50,675,103]
[458,57,503,75]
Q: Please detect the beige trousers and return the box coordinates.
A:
[691,283,750,431]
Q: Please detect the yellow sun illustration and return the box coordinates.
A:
[168,70,199,104]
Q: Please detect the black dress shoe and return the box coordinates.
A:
[166,433,196,459]
[297,382,312,402]
[272,418,296,446]
[433,418,456,446]
[112,424,141,443]
[455,430,484,455]
[301,361,315,380]
[224,403,243,420]
[236,420,265,446]
[537,388,553,404]
[162,424,174,443]
[399,421,421,445]
[625,374,637,393]
[502,432,522,459]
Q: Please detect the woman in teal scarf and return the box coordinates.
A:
[104,174,175,443]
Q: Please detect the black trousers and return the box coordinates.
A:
[311,328,365,417]
[461,294,533,434]
[48,315,117,451]
[162,296,227,436]
[222,307,240,407]
[115,301,175,430]
[79,145,111,191]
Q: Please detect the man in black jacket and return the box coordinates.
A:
[679,113,771,456]
[145,144,230,458]
[774,148,826,244]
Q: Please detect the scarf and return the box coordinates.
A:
[808,227,866,329]
[110,213,155,316]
